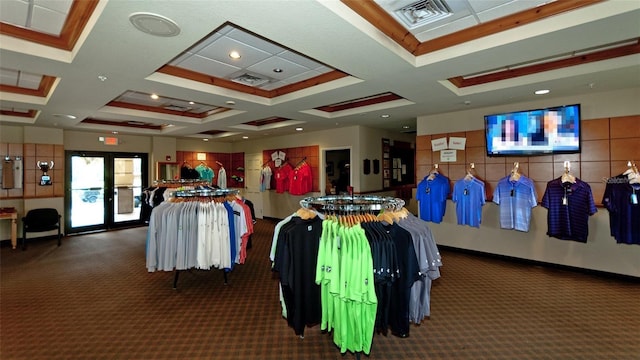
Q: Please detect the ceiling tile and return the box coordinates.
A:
[17,72,42,89]
[34,0,73,14]
[177,54,240,78]
[31,4,68,35]
[199,36,272,69]
[0,0,29,27]
[226,27,284,55]
[247,56,309,80]
[475,0,549,23]
[0,68,19,86]
[282,70,323,85]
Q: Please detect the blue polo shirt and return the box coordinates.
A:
[493,175,538,232]
[452,177,486,228]
[416,174,450,223]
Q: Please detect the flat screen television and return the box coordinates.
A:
[485,104,581,156]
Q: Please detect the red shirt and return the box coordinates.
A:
[275,163,292,193]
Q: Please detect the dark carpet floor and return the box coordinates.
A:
[1,218,638,360]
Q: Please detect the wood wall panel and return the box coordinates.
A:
[610,138,639,160]
[581,140,610,161]
[415,115,639,205]
[582,118,609,140]
[466,146,485,164]
[610,115,640,138]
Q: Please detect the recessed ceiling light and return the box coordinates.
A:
[150,94,159,100]
[381,114,390,118]
[242,136,249,139]
[202,138,209,142]
[53,114,76,119]
[535,89,550,95]
[112,131,118,134]
[97,75,107,82]
[402,125,410,129]
[129,12,181,37]
[225,100,236,106]
[229,51,241,59]
[295,127,303,131]
[273,68,283,73]
[189,101,195,105]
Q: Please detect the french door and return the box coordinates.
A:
[65,151,148,234]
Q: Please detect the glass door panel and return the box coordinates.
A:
[70,155,106,229]
[113,157,143,224]
[66,151,147,234]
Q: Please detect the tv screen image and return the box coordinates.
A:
[485,104,581,156]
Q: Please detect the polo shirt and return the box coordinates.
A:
[416,173,450,223]
[602,178,640,245]
[541,178,597,242]
[452,177,486,228]
[493,175,538,232]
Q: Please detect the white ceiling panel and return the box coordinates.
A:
[31,4,68,35]
[278,50,328,71]
[414,14,478,42]
[34,0,73,14]
[177,54,240,78]
[199,37,272,69]
[0,0,29,28]
[282,70,324,85]
[248,56,310,80]
[475,0,550,23]
[0,68,19,86]
[226,27,285,55]
[17,72,42,89]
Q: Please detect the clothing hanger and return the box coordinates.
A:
[509,162,521,181]
[427,164,439,180]
[561,161,576,184]
[464,163,476,180]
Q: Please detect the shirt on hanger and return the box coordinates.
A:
[452,177,486,228]
[416,173,450,223]
[541,178,597,242]
[493,175,537,232]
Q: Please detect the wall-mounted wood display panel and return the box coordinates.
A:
[415,115,640,205]
[262,145,319,192]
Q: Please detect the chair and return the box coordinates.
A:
[22,208,62,250]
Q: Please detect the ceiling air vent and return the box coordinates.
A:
[394,0,453,29]
[164,105,191,112]
[231,73,270,87]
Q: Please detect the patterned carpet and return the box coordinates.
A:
[1,219,638,360]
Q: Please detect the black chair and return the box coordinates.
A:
[22,208,62,250]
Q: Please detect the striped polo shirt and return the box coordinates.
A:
[541,178,597,242]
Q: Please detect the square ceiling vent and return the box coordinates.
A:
[394,0,453,29]
[231,73,270,87]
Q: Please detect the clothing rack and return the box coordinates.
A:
[296,194,408,359]
[153,179,209,186]
[299,194,404,213]
[167,188,240,288]
[174,188,239,198]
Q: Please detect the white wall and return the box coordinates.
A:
[416,87,640,277]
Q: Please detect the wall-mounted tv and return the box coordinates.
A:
[485,104,581,156]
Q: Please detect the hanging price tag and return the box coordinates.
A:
[562,196,568,206]
[631,193,638,205]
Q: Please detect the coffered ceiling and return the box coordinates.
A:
[0,0,638,142]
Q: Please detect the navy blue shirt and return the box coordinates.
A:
[602,177,640,245]
[541,178,597,242]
